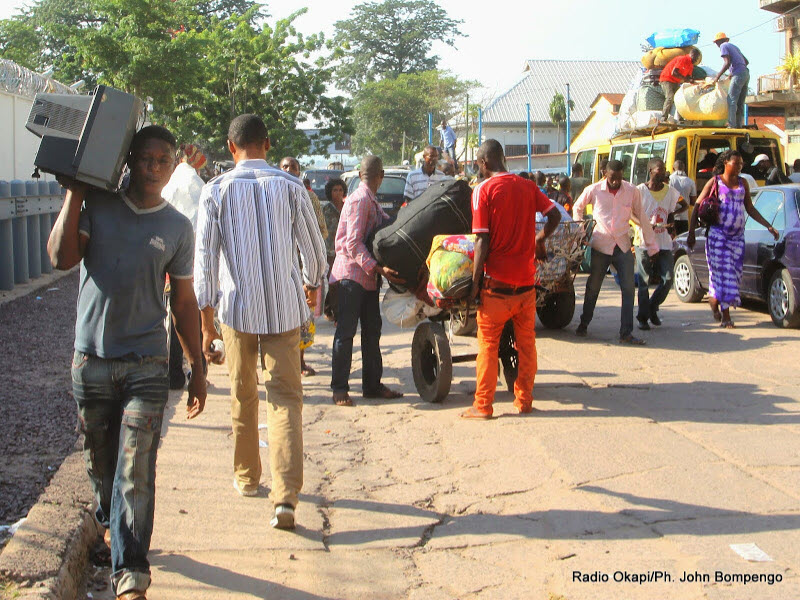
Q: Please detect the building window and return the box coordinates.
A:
[505,143,550,156]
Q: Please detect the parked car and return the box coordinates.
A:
[672,184,800,328]
[346,168,410,222]
[301,169,344,199]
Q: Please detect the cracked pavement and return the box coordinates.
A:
[86,280,800,599]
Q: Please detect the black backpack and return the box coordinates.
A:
[371,178,472,290]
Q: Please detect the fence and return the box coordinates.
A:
[0,180,64,291]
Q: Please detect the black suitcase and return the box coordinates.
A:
[371,178,472,290]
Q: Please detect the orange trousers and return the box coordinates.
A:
[474,288,537,415]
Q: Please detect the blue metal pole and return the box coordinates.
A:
[428,112,433,145]
[0,180,13,291]
[566,83,572,176]
[526,103,532,173]
[478,108,483,147]
[10,180,28,284]
[743,103,749,126]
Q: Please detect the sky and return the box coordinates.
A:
[0,0,789,103]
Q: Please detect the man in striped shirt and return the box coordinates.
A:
[330,155,405,406]
[194,114,327,530]
[403,145,451,202]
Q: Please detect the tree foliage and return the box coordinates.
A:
[350,70,473,163]
[0,0,351,160]
[549,91,575,152]
[334,0,464,92]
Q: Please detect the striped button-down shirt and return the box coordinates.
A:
[194,159,327,335]
[403,168,451,201]
[330,182,388,291]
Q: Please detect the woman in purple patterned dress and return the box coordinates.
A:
[688,150,778,327]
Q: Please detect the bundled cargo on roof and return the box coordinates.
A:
[646,28,701,49]
[641,46,702,69]
[675,79,731,122]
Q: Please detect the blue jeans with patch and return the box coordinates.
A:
[71,351,169,596]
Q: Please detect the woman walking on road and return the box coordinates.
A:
[687,150,778,328]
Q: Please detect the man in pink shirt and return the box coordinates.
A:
[330,155,404,406]
[572,160,659,344]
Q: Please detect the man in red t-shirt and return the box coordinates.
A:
[659,47,701,120]
[462,139,561,419]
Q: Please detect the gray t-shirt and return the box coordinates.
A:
[75,190,194,359]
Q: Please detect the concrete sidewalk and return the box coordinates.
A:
[92,287,800,599]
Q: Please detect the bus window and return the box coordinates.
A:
[674,137,688,169]
[631,143,653,185]
[610,144,635,181]
[575,149,596,180]
[631,141,668,185]
[736,136,783,178]
[695,138,732,184]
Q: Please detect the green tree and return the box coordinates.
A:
[0,1,352,161]
[549,91,575,152]
[333,0,465,92]
[350,70,473,163]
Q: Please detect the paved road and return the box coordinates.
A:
[88,278,800,599]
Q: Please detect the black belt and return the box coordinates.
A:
[485,283,536,296]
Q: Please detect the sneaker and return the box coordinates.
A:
[575,323,588,337]
[233,478,258,497]
[650,313,662,326]
[271,504,295,529]
[637,318,651,331]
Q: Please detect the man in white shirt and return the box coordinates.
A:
[635,158,687,329]
[195,114,327,530]
[668,160,696,236]
[403,145,450,201]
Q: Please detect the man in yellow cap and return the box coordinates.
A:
[710,32,750,128]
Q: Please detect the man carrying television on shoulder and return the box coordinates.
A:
[48,125,206,600]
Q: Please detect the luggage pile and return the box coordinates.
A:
[426,234,476,308]
[617,28,705,132]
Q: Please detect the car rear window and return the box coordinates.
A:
[348,174,407,195]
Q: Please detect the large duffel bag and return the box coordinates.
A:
[371,178,472,290]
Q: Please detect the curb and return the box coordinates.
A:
[0,442,99,600]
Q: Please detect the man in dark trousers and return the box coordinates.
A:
[660,47,701,121]
[330,155,405,406]
[48,125,206,600]
[462,139,560,419]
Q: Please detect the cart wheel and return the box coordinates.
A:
[537,280,576,329]
[499,321,517,393]
[411,321,452,403]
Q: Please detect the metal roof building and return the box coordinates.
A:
[483,59,641,125]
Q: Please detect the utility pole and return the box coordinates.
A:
[526,103,532,173]
[566,83,572,176]
[401,132,406,164]
[428,112,433,145]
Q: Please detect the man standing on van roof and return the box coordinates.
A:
[710,32,749,129]
[462,139,561,419]
[404,145,450,201]
[573,159,659,345]
[660,48,701,121]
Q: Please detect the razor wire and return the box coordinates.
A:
[0,59,74,98]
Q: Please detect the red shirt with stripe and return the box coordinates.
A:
[471,172,556,286]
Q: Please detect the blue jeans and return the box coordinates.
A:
[444,145,457,163]
[71,351,169,596]
[636,248,674,321]
[330,280,383,394]
[580,246,635,337]
[727,71,750,128]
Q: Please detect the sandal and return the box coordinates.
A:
[301,365,317,377]
[460,406,493,420]
[720,320,735,329]
[362,385,403,399]
[332,393,353,407]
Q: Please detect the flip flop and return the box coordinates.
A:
[460,406,493,420]
[301,366,317,377]
[332,393,353,407]
[720,320,735,329]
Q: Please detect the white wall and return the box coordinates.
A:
[0,91,54,182]
[481,125,567,155]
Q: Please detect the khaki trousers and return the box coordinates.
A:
[220,324,303,507]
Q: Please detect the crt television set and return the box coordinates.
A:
[26,85,144,191]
